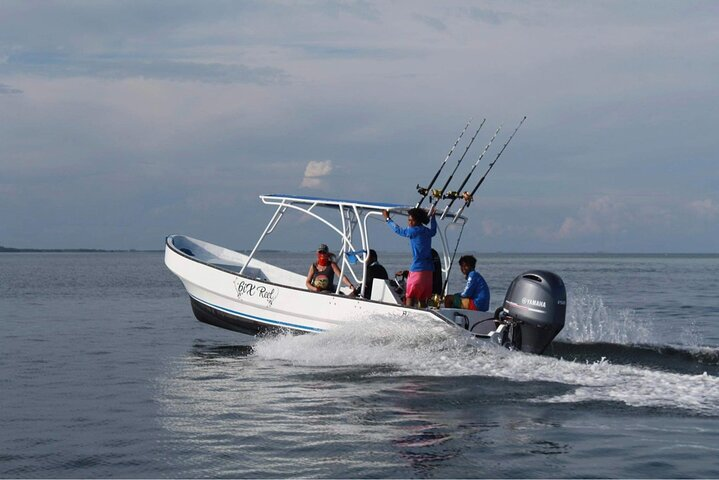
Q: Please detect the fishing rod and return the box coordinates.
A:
[428,118,486,207]
[453,116,526,220]
[440,123,502,220]
[416,119,472,207]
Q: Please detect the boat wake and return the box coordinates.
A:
[252,301,719,416]
[548,341,719,375]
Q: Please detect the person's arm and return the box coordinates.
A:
[474,273,490,309]
[306,264,318,292]
[332,262,355,290]
[474,285,490,309]
[388,219,413,237]
[429,211,437,237]
[383,209,412,237]
[460,271,476,298]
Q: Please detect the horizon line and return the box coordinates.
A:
[2,246,718,256]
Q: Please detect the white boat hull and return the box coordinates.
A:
[165,235,464,336]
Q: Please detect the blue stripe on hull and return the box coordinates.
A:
[189,294,325,333]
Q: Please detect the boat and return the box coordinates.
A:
[165,193,567,354]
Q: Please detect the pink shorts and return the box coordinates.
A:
[406,270,433,300]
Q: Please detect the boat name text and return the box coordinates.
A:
[234,279,279,307]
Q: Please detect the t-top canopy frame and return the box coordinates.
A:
[240,194,467,297]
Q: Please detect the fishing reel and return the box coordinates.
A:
[442,190,473,202]
[443,191,460,200]
[416,185,445,202]
[428,293,444,308]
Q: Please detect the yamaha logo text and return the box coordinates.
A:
[521,297,546,308]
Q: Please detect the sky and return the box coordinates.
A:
[1,0,717,253]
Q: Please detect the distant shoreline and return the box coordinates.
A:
[0,246,162,253]
[1,246,717,256]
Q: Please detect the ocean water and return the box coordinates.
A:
[1,251,718,478]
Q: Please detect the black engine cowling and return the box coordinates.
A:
[498,270,566,354]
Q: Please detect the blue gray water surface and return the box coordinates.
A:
[1,252,718,478]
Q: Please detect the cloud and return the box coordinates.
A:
[293,44,410,60]
[412,14,447,32]
[548,194,700,245]
[300,160,333,189]
[0,82,22,94]
[0,53,289,85]
[481,218,532,238]
[0,183,19,199]
[185,190,238,213]
[555,196,628,240]
[688,199,719,219]
[462,6,524,25]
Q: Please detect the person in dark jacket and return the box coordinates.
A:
[430,248,443,296]
[362,249,389,299]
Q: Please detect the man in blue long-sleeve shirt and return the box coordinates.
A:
[444,255,490,311]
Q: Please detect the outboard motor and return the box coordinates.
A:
[496,270,566,354]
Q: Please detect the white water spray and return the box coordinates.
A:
[560,285,654,344]
[252,314,719,416]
